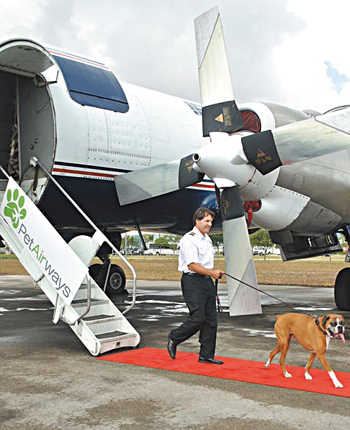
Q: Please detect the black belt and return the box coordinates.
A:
[183,273,210,279]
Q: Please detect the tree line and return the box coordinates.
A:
[122,229,274,252]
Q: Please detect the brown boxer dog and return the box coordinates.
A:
[265,313,345,388]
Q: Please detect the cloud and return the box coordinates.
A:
[0,0,349,113]
[273,0,350,112]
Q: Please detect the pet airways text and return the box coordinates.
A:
[18,223,72,298]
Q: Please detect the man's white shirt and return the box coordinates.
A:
[178,226,214,273]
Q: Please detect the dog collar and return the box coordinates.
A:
[314,317,329,336]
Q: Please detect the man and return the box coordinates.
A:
[167,207,224,364]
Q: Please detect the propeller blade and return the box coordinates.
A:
[242,107,350,175]
[195,7,244,136]
[220,186,261,316]
[114,155,204,205]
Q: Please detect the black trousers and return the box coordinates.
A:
[170,273,218,358]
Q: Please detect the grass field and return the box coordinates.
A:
[114,255,348,287]
[1,254,348,287]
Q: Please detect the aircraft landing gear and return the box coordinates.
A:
[89,263,127,296]
[335,268,350,311]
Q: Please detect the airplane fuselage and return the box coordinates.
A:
[0,39,349,252]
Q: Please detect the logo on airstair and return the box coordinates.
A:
[3,188,27,229]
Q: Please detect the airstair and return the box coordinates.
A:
[0,158,140,356]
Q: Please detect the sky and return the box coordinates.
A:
[1,0,350,113]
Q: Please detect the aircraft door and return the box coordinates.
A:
[17,76,55,177]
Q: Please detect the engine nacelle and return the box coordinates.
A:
[238,101,316,133]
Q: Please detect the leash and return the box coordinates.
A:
[224,272,322,318]
[215,272,327,334]
[214,278,223,312]
[223,271,297,311]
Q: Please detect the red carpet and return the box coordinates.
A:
[97,347,350,397]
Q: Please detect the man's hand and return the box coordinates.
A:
[210,269,224,280]
[187,263,224,279]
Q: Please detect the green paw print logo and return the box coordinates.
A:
[4,189,27,229]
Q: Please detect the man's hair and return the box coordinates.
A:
[192,207,215,226]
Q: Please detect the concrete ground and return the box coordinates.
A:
[1,275,350,430]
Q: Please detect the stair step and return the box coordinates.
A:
[84,315,124,335]
[72,299,109,308]
[96,330,130,340]
[83,314,113,321]
[72,299,110,317]
[73,283,98,301]
[72,298,107,306]
[98,332,138,354]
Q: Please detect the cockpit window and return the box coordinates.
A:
[52,52,129,113]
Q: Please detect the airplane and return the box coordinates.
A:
[0,7,350,316]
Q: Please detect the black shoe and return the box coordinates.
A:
[198,356,224,365]
[167,334,177,359]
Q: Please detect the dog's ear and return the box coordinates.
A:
[322,315,330,328]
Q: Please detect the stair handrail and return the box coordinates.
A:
[30,157,137,314]
[0,165,9,179]
[60,275,93,326]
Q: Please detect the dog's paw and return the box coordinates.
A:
[265,359,270,369]
[284,371,292,378]
[304,372,313,381]
[329,371,343,388]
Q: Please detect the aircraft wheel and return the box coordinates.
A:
[335,268,350,310]
[89,264,127,296]
[103,264,127,296]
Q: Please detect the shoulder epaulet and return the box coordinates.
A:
[189,232,195,236]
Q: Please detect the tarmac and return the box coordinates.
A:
[1,275,350,430]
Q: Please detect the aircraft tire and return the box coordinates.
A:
[103,264,127,296]
[89,263,127,295]
[335,268,350,311]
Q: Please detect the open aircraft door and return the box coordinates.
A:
[0,38,129,206]
[0,39,56,200]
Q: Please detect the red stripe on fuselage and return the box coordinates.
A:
[53,167,116,178]
[52,167,215,189]
[191,183,215,189]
